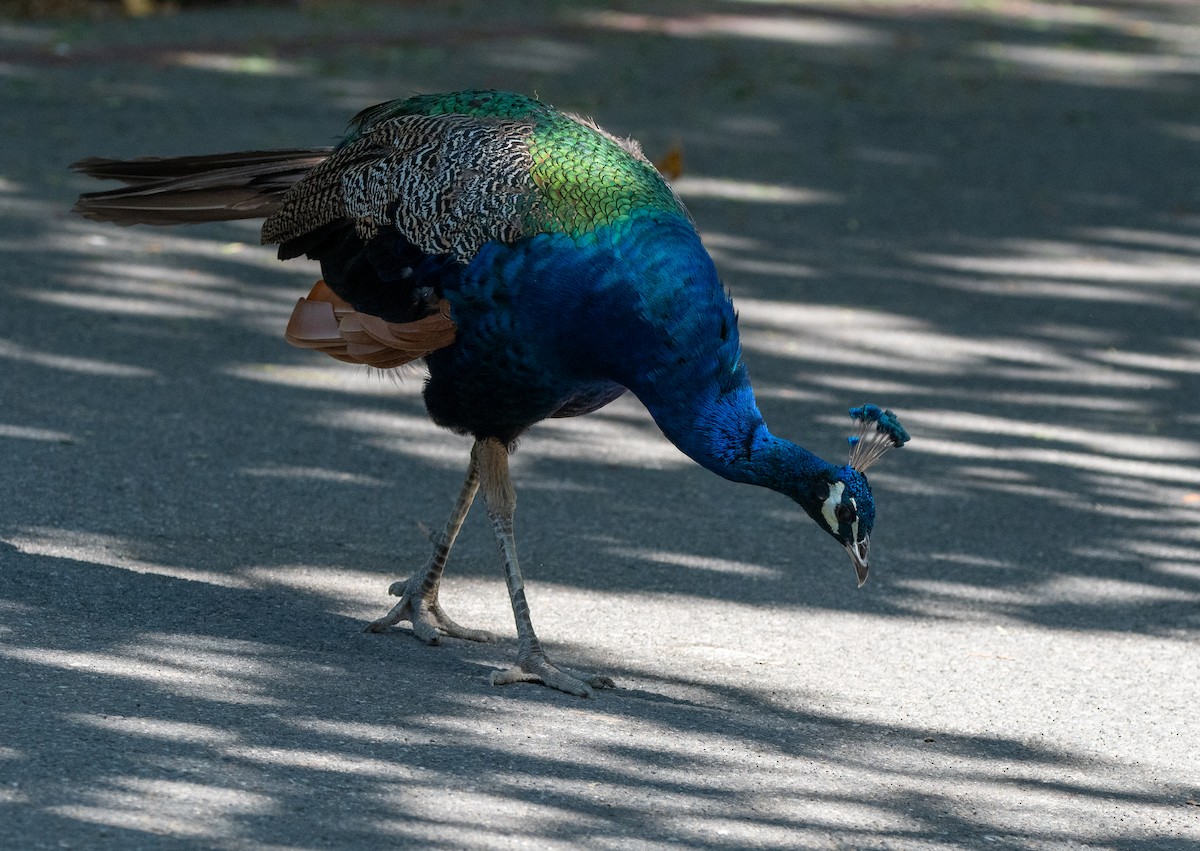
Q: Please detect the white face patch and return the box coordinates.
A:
[821,481,845,533]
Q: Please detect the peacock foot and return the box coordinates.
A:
[491,652,616,697]
[364,575,496,645]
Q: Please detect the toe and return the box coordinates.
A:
[490,657,605,697]
[491,666,541,687]
[410,618,443,645]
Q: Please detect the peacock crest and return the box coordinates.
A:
[846,404,910,473]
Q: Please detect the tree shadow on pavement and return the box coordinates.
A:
[2,1,1199,848]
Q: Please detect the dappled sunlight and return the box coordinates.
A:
[3,0,1200,847]
[710,252,819,280]
[371,788,613,846]
[0,192,64,220]
[43,265,292,318]
[1040,573,1200,605]
[737,297,1168,389]
[705,231,823,280]
[0,423,75,443]
[5,30,1191,603]
[239,463,389,488]
[1147,561,1200,582]
[950,465,1077,503]
[292,640,1194,846]
[0,640,286,706]
[901,409,1200,461]
[1162,121,1200,143]
[851,145,940,169]
[929,389,1139,413]
[3,548,1196,848]
[240,564,398,615]
[672,175,841,205]
[892,574,1200,620]
[927,273,1185,307]
[229,746,413,778]
[580,9,888,47]
[719,216,1200,640]
[1091,347,1200,373]
[900,436,1200,484]
[48,777,275,839]
[604,546,783,580]
[306,396,693,473]
[1123,539,1200,565]
[224,360,423,397]
[1078,225,1200,253]
[40,221,296,275]
[26,287,224,319]
[519,403,691,470]
[975,42,1200,89]
[0,336,154,378]
[6,216,311,339]
[69,712,240,745]
[305,404,471,469]
[169,51,306,77]
[0,21,55,46]
[3,527,253,589]
[1,525,411,615]
[913,238,1200,287]
[481,37,598,74]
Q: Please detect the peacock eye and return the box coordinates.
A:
[835,503,857,525]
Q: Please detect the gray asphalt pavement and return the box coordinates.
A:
[1,2,1198,848]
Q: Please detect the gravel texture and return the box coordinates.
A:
[1,2,1199,848]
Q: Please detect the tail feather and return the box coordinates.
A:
[71,149,332,228]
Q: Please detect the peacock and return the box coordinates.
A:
[72,90,910,697]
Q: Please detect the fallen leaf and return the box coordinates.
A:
[655,144,684,180]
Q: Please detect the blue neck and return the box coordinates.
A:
[594,216,835,496]
[639,374,834,498]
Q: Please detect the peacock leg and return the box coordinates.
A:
[474,437,616,697]
[364,454,495,644]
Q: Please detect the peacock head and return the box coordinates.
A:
[805,405,910,587]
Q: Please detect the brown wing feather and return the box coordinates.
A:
[284,280,456,369]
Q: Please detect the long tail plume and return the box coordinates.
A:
[71,149,332,227]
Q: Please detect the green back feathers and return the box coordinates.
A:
[263,90,684,256]
[525,106,685,236]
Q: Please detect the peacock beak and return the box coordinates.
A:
[846,536,870,587]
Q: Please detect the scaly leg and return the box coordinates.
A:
[364,454,494,644]
[474,437,615,697]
